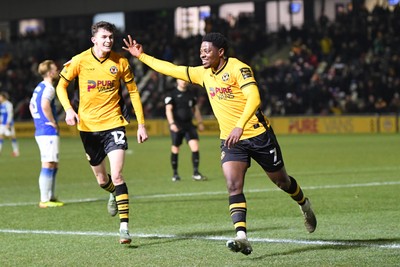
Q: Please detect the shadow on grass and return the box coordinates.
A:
[179,226,285,237]
[132,228,400,258]
[251,238,400,260]
[125,244,140,249]
[134,237,187,248]
[133,196,227,204]
[129,228,250,249]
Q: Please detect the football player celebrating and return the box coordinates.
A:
[56,21,148,245]
[123,32,316,255]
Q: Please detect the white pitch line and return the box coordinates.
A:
[1,180,399,208]
[0,229,399,250]
[246,181,400,194]
[0,197,104,207]
[130,181,400,199]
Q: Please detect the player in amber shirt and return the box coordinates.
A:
[56,21,148,245]
[123,32,316,255]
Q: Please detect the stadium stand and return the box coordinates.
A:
[0,3,399,121]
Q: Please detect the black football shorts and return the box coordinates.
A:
[220,127,284,172]
[80,126,128,166]
[170,124,199,147]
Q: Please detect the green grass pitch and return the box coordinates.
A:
[0,134,399,266]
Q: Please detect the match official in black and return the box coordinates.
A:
[165,79,206,182]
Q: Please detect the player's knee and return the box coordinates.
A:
[226,179,244,194]
[272,176,291,190]
[96,173,110,185]
[111,174,125,185]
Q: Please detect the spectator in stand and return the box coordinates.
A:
[1,3,400,118]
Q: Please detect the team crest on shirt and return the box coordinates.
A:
[221,72,230,82]
[110,66,118,74]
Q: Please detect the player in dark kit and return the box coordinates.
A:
[165,79,206,182]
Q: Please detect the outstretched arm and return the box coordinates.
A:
[122,35,190,81]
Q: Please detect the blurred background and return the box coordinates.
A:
[0,0,399,124]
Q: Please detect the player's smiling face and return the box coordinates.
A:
[200,41,223,70]
[91,28,114,56]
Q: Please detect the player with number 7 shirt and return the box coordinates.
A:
[123,32,316,255]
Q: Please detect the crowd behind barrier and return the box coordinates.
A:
[0,4,400,123]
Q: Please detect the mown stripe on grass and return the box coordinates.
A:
[0,229,399,249]
[1,180,399,207]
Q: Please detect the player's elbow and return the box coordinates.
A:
[249,94,261,109]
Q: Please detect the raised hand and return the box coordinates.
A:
[122,35,143,58]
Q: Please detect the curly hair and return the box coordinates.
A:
[202,32,229,53]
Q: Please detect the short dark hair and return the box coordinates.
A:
[91,21,117,36]
[202,32,229,53]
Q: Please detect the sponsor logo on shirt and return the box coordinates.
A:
[209,86,234,100]
[87,80,116,92]
[240,67,253,79]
